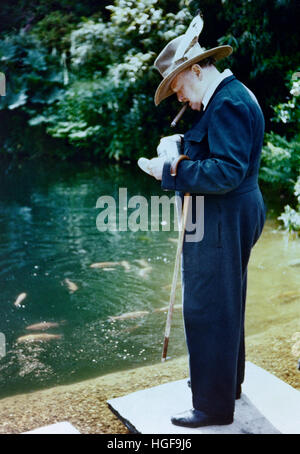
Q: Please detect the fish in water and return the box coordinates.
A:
[26,322,60,331]
[138,267,152,278]
[63,278,78,293]
[134,259,149,268]
[90,261,131,272]
[154,304,182,313]
[119,324,140,334]
[134,259,152,278]
[120,260,131,272]
[17,333,62,343]
[14,293,27,307]
[108,311,149,322]
[90,261,120,268]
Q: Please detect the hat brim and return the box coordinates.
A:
[154,45,233,106]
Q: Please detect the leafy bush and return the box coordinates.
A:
[278,176,300,235]
[28,0,193,160]
[30,10,78,53]
[0,31,65,112]
[217,0,300,129]
[260,71,300,233]
[271,72,300,137]
[1,0,299,166]
[260,132,300,192]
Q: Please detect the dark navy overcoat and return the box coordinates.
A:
[161,75,267,417]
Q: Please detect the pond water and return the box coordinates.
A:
[0,159,299,399]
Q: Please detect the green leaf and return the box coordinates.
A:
[8,90,27,109]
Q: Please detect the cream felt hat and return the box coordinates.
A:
[154,14,233,106]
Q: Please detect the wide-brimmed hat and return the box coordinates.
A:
[154,14,233,106]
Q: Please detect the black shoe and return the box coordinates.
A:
[171,408,233,428]
[187,379,242,400]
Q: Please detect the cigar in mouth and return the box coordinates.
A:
[171,103,188,127]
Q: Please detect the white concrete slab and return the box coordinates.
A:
[243,361,300,434]
[107,361,300,434]
[23,421,80,434]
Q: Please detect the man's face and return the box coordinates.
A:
[170,66,204,111]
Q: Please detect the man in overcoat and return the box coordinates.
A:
[146,15,267,427]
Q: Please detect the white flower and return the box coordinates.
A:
[290,81,300,97]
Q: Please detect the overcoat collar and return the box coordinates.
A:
[204,74,236,110]
[186,75,237,133]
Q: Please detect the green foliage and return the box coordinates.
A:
[0,0,111,37]
[30,10,77,53]
[0,0,299,170]
[260,132,300,192]
[217,0,300,127]
[260,69,300,233]
[271,72,300,137]
[31,0,193,160]
[260,70,300,192]
[278,175,300,234]
[68,0,191,76]
[0,31,65,113]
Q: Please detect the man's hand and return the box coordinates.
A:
[157,134,183,160]
[148,157,166,180]
[137,156,166,180]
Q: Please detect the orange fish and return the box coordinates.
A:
[26,322,60,331]
[17,333,62,343]
[14,293,27,307]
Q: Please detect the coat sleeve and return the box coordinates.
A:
[161,99,253,194]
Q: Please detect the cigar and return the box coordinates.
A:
[171,103,188,127]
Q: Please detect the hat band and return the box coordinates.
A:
[162,43,206,78]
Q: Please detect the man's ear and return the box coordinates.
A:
[191,64,202,79]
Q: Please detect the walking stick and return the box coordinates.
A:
[161,191,190,362]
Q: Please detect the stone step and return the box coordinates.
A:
[23,421,80,434]
[107,361,300,434]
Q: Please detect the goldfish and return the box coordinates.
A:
[154,304,182,313]
[138,267,152,278]
[90,262,120,268]
[120,260,131,272]
[134,259,149,268]
[64,278,78,293]
[26,322,60,331]
[17,333,62,343]
[90,260,131,272]
[14,293,27,307]
[133,259,152,278]
[108,311,149,322]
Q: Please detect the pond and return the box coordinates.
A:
[0,159,299,399]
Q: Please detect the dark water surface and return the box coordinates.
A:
[0,160,189,398]
[0,159,299,399]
